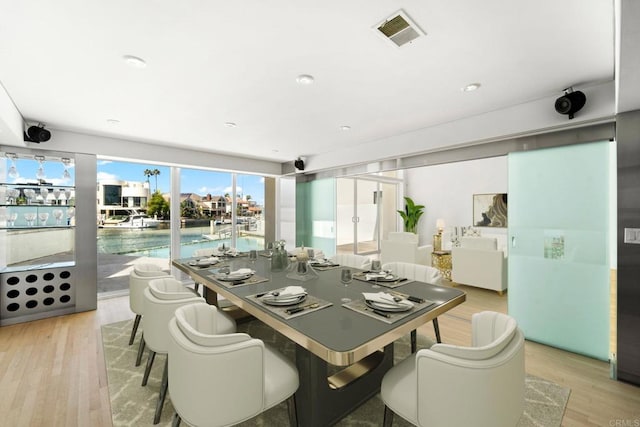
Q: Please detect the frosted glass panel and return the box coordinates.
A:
[296,179,336,257]
[508,142,610,360]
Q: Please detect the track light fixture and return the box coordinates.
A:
[554,87,586,120]
[24,123,51,143]
[294,157,305,171]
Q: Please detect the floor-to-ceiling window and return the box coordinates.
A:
[96,161,267,295]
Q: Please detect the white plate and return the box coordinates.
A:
[262,294,307,306]
[365,299,412,312]
[215,272,253,282]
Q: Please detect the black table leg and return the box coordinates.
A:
[294,344,394,427]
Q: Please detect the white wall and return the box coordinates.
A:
[405,156,508,250]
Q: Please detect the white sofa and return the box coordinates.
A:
[380,232,433,265]
[451,236,507,294]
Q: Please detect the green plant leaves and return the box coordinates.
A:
[396,196,425,233]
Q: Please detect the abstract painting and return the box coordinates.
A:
[473,193,508,227]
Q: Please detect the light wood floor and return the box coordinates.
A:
[1,285,639,426]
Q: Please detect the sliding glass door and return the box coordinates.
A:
[508,141,612,360]
[336,177,398,256]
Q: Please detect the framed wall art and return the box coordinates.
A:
[473,193,508,227]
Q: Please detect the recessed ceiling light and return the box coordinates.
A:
[340,125,351,131]
[106,119,120,125]
[462,83,481,92]
[224,122,237,128]
[123,55,147,68]
[296,74,315,85]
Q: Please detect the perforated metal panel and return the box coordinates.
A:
[1,266,76,324]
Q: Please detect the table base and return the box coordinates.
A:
[294,343,394,426]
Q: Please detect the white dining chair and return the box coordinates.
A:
[330,253,372,270]
[381,311,525,427]
[382,261,444,352]
[168,302,299,427]
[142,278,236,424]
[128,264,172,366]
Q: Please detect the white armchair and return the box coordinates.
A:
[142,278,236,424]
[381,311,525,427]
[451,236,507,294]
[380,232,433,265]
[128,265,172,366]
[168,302,299,427]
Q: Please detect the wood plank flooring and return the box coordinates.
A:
[0,285,639,426]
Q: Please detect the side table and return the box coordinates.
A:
[431,250,452,281]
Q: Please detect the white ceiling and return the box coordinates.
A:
[0,0,634,172]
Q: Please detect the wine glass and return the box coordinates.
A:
[53,209,64,225]
[38,212,49,226]
[249,249,258,265]
[340,268,353,303]
[52,189,61,204]
[63,189,72,204]
[40,187,49,204]
[24,189,35,204]
[8,212,18,227]
[24,212,36,227]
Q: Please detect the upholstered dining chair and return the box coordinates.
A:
[128,264,172,365]
[168,302,299,427]
[330,253,372,270]
[381,261,444,352]
[381,311,525,427]
[142,278,236,424]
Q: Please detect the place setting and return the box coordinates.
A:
[248,285,333,319]
[352,270,414,288]
[342,290,435,324]
[308,258,341,271]
[187,256,221,268]
[207,266,269,288]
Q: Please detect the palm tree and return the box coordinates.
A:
[151,168,160,192]
[143,168,152,183]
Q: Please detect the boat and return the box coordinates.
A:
[99,211,161,228]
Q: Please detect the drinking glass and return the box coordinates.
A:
[39,212,49,226]
[371,260,381,272]
[8,212,18,227]
[40,188,49,204]
[340,268,353,303]
[53,209,64,225]
[249,249,257,265]
[52,189,61,204]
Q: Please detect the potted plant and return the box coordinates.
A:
[397,196,425,233]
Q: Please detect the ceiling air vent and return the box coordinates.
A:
[375,10,425,47]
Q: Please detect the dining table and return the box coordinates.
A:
[172,253,466,427]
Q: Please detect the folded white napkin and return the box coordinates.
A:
[365,272,392,281]
[363,292,414,309]
[226,268,253,279]
[198,256,218,265]
[278,285,307,298]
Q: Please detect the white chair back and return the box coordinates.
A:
[381,311,525,427]
[381,261,443,285]
[193,248,217,257]
[133,263,166,277]
[168,303,299,427]
[142,278,204,354]
[129,269,172,315]
[330,253,372,270]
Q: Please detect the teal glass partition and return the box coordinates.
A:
[508,141,611,360]
[296,178,336,257]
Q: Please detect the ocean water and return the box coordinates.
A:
[97,226,264,258]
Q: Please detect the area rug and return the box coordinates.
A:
[102,319,570,426]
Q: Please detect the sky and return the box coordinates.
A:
[5,157,265,205]
[97,160,265,205]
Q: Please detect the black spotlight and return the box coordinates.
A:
[24,124,51,143]
[294,158,305,171]
[554,89,586,119]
